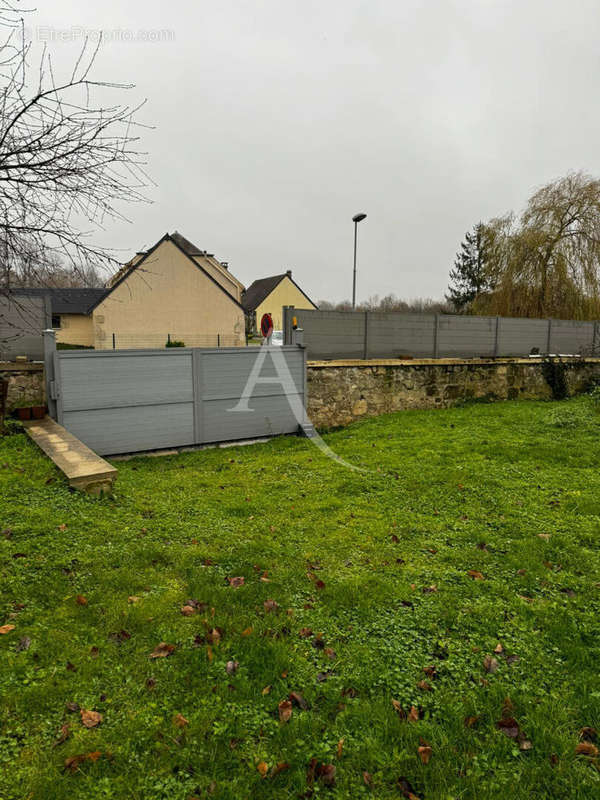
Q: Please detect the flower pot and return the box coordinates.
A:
[32,406,46,419]
[17,407,31,421]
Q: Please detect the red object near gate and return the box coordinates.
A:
[260,313,274,338]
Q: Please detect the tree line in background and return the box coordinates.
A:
[321,172,600,322]
[447,172,600,320]
[317,296,452,314]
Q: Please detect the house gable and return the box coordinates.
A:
[91,237,245,348]
[247,274,317,330]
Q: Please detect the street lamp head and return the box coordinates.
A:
[352,212,367,223]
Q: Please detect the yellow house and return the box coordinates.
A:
[17,232,247,349]
[91,232,245,349]
[242,270,317,333]
[11,288,104,348]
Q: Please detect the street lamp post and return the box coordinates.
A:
[352,212,367,310]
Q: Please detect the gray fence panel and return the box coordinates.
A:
[292,310,365,359]
[59,350,194,411]
[57,349,195,455]
[550,320,594,355]
[55,345,306,456]
[0,294,51,361]
[201,348,305,400]
[285,307,600,361]
[201,347,305,442]
[63,404,195,456]
[497,317,549,356]
[367,312,436,358]
[437,314,497,358]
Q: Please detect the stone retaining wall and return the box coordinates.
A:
[0,363,45,411]
[306,358,600,428]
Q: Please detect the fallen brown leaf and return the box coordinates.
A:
[580,727,598,743]
[468,570,484,580]
[64,751,102,772]
[226,660,239,675]
[316,763,336,786]
[241,626,253,636]
[80,709,102,728]
[180,605,195,616]
[363,771,373,787]
[53,723,70,747]
[496,717,520,739]
[418,745,432,764]
[519,739,533,751]
[173,713,189,728]
[270,762,289,778]
[289,691,309,710]
[278,699,292,723]
[264,599,279,613]
[206,628,222,645]
[0,624,15,635]
[76,595,87,606]
[392,699,405,717]
[336,738,344,758]
[483,656,499,673]
[257,761,269,778]
[575,742,599,757]
[227,576,244,588]
[149,642,176,659]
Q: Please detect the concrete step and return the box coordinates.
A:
[298,422,317,439]
[24,416,117,496]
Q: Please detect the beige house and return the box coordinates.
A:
[18,232,246,349]
[242,270,317,333]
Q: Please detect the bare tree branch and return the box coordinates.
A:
[0,0,151,306]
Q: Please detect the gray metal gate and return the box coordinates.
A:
[47,345,307,455]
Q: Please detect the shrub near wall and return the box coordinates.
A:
[306,357,600,428]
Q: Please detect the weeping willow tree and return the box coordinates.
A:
[472,172,600,320]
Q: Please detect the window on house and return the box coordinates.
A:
[51,314,61,329]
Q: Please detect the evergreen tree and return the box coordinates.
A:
[446,223,491,312]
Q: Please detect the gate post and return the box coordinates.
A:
[43,328,58,420]
[494,316,500,357]
[283,306,294,345]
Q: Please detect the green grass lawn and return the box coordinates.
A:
[1,397,600,800]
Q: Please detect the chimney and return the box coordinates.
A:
[286,269,292,277]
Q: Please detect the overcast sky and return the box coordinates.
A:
[31,0,600,303]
